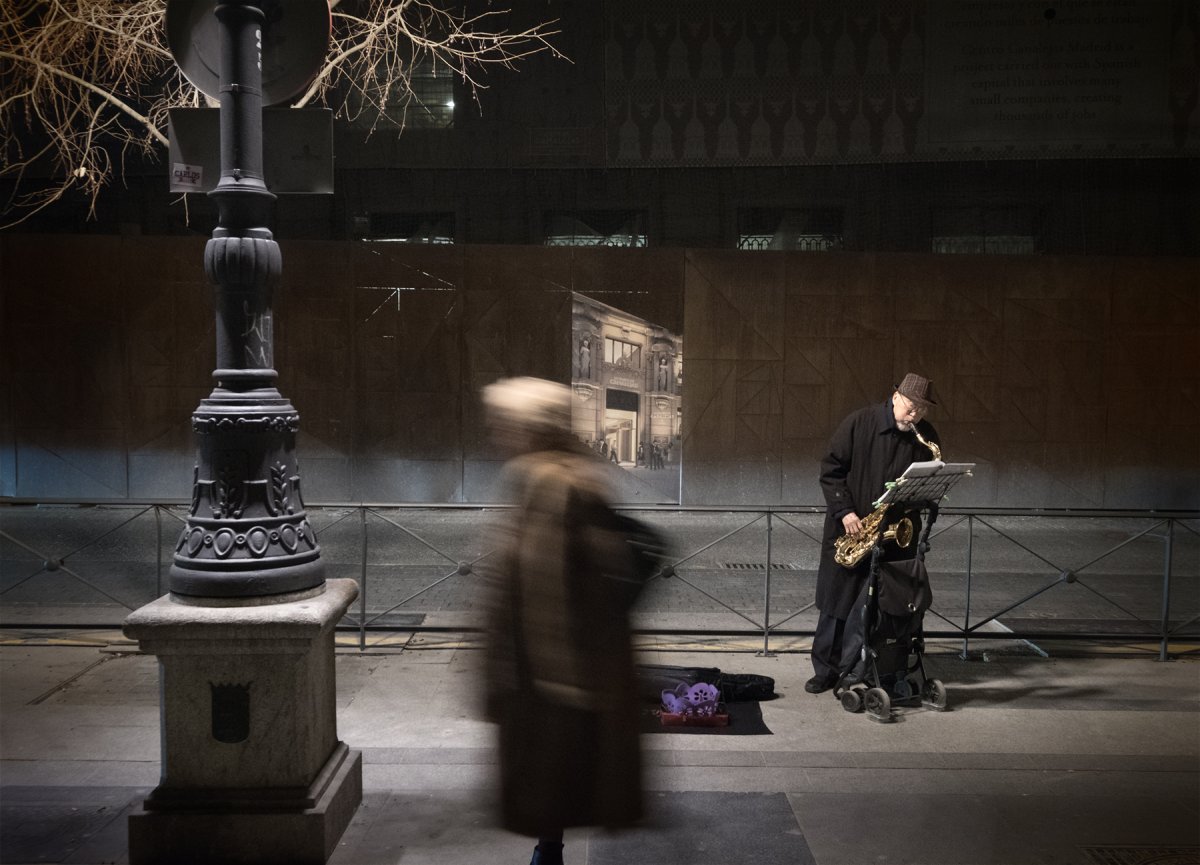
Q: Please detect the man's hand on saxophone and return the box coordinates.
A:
[841,512,863,536]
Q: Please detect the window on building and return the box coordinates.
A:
[605,337,642,368]
[362,212,455,244]
[406,60,456,129]
[544,210,647,247]
[931,206,1039,254]
[737,207,844,251]
[351,57,456,131]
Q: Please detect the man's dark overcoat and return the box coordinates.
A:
[816,400,941,620]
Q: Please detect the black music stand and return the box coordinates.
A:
[875,459,975,543]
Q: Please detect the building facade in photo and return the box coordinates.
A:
[571,292,682,470]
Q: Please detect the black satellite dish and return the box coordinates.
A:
[166,0,330,107]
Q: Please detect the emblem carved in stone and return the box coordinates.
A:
[210,681,252,744]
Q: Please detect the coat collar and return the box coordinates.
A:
[875,398,898,435]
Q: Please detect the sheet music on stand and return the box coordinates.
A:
[875,460,975,509]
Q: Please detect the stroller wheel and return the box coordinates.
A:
[892,678,913,700]
[864,687,891,722]
[922,678,948,711]
[840,688,863,713]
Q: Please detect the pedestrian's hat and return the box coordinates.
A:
[896,373,937,407]
[482,376,571,433]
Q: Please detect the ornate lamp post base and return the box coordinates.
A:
[170,386,324,600]
[125,580,362,865]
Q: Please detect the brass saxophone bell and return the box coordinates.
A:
[882,516,914,549]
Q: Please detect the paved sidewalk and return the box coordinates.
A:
[1,630,1198,865]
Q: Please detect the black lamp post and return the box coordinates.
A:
[126,10,359,862]
[167,0,326,600]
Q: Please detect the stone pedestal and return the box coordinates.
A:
[123,579,362,865]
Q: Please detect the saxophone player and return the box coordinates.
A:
[805,373,942,694]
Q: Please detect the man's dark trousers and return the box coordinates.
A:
[811,611,848,682]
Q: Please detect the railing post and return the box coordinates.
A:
[760,511,774,657]
[155,506,164,598]
[1159,518,1174,662]
[962,514,974,660]
[360,507,368,652]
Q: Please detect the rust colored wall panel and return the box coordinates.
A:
[1,237,1196,508]
[682,249,1199,509]
[569,247,685,335]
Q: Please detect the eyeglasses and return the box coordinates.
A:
[896,394,927,417]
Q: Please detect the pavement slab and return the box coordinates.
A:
[0,636,1197,865]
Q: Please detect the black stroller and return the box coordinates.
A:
[833,506,948,723]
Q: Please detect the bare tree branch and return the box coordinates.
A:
[0,49,169,146]
[1,0,564,228]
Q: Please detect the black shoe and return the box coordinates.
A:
[531,842,564,865]
[805,674,835,694]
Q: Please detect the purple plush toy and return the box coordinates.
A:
[661,682,720,716]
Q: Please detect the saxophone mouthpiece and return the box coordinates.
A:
[912,424,942,461]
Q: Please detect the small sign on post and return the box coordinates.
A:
[171,162,205,190]
[167,108,333,194]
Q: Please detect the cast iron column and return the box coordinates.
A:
[170,0,323,600]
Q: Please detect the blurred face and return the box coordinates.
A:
[892,392,928,430]
[487,412,534,458]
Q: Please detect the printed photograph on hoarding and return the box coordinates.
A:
[571,292,682,503]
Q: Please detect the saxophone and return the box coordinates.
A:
[833,503,913,567]
[832,423,941,568]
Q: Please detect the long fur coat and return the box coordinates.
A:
[482,446,643,837]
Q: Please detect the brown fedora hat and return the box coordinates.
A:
[896,373,937,407]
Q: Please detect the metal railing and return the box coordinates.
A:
[1,503,1197,658]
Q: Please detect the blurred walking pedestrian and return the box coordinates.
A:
[479,377,644,865]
